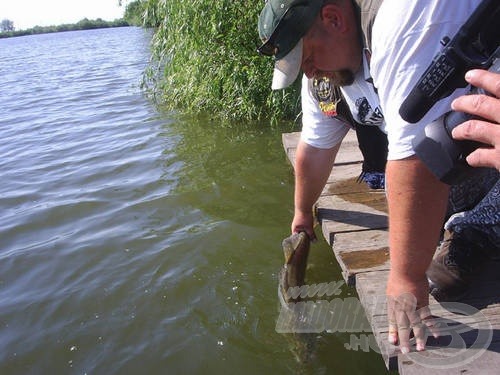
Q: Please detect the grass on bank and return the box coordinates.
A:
[142,0,302,125]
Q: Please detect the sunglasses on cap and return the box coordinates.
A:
[257,0,324,59]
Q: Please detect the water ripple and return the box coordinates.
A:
[0,28,385,374]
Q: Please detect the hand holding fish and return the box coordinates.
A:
[291,210,317,242]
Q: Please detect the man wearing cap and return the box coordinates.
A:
[301,73,388,191]
[257,0,499,354]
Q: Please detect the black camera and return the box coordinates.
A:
[400,0,499,124]
[399,0,500,184]
[411,56,499,185]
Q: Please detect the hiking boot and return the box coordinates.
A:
[426,228,495,302]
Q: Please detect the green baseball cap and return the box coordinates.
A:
[257,0,324,89]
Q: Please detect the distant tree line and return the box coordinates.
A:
[0,18,129,39]
[1,19,14,32]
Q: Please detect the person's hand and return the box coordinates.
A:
[451,69,500,170]
[386,274,439,353]
[291,209,317,241]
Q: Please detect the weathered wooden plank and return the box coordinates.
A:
[355,271,398,369]
[399,346,500,375]
[281,130,363,168]
[281,131,299,155]
[356,268,500,373]
[322,164,364,191]
[282,131,370,198]
[410,325,500,369]
[331,230,390,285]
[332,229,388,250]
[317,194,388,243]
[335,130,363,165]
[323,181,388,213]
[282,131,500,373]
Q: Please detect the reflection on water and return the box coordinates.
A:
[169,116,295,226]
[0,28,387,374]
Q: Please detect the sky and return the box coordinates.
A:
[0,0,126,30]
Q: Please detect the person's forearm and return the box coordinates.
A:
[294,140,340,215]
[386,157,450,283]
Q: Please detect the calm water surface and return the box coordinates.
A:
[0,27,387,374]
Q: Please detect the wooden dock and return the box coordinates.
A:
[282,130,500,373]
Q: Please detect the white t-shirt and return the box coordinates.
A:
[300,75,350,149]
[371,0,481,160]
[300,53,385,149]
[340,51,385,129]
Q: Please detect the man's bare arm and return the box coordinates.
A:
[385,157,450,352]
[292,140,341,239]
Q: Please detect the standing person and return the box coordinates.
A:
[257,0,499,354]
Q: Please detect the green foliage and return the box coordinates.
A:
[144,0,301,124]
[0,18,129,39]
[124,0,147,26]
[142,0,166,28]
[1,19,14,32]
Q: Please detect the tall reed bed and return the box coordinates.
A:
[143,0,301,124]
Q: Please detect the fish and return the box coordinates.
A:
[279,231,311,302]
[278,231,318,364]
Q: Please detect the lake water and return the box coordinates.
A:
[0,27,386,374]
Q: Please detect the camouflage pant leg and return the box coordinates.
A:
[444,169,500,248]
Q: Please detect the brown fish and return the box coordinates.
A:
[279,231,311,302]
[277,232,318,363]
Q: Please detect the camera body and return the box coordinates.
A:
[399,0,499,184]
[400,0,499,124]
[412,56,499,185]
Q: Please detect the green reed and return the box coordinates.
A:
[142,0,301,124]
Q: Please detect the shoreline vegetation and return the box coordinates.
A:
[2,0,299,123]
[0,18,130,39]
[139,0,300,124]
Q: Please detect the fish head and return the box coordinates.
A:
[282,231,310,264]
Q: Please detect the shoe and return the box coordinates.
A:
[357,171,385,190]
[426,228,494,302]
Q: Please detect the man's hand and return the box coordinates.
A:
[386,275,439,353]
[291,209,316,241]
[451,69,500,170]
[385,158,449,353]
